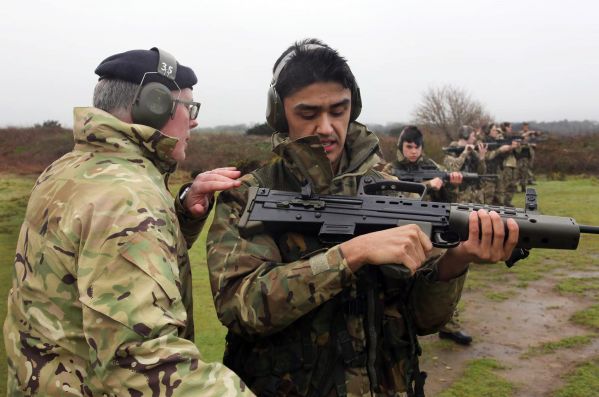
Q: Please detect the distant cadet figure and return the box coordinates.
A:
[383,126,463,203]
[499,122,519,206]
[482,122,519,206]
[3,47,253,396]
[443,125,488,204]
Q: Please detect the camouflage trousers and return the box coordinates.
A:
[518,158,532,192]
[482,177,503,206]
[457,184,484,204]
[502,166,518,207]
[440,308,462,333]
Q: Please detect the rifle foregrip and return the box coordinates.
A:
[448,205,581,250]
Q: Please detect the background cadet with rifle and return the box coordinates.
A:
[386,126,474,345]
[207,39,519,397]
[481,123,520,205]
[515,122,540,191]
[443,125,489,204]
[383,126,463,203]
[499,122,519,206]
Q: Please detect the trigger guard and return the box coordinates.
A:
[432,231,460,249]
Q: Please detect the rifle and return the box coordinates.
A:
[238,179,599,269]
[394,169,498,184]
[443,136,547,155]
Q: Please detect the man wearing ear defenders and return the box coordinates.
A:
[207,39,519,396]
[4,48,253,396]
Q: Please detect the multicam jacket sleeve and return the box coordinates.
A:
[207,176,356,337]
[74,185,252,396]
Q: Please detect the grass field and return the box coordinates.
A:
[0,174,598,395]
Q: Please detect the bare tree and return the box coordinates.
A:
[412,85,493,141]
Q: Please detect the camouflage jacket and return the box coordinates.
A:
[207,123,466,396]
[3,107,253,396]
[484,133,518,171]
[442,141,486,174]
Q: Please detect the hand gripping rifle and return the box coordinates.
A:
[238,179,599,269]
[394,169,498,184]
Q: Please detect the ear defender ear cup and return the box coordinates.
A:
[266,84,288,132]
[350,86,362,122]
[131,82,174,130]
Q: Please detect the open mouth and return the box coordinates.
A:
[320,140,337,152]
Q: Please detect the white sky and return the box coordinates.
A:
[1,0,598,128]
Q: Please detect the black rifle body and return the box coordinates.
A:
[394,169,497,184]
[443,137,546,155]
[239,182,598,266]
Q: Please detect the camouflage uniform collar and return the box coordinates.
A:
[271,122,381,194]
[73,107,179,174]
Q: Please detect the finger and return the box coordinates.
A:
[478,209,492,254]
[503,218,519,260]
[207,166,238,171]
[489,211,505,258]
[467,210,480,243]
[416,228,433,252]
[190,202,208,216]
[400,252,419,275]
[195,173,242,183]
[196,169,242,179]
[194,180,241,193]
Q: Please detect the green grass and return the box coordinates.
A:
[437,358,515,397]
[484,291,514,302]
[553,357,599,397]
[521,334,597,358]
[556,277,599,297]
[0,175,36,395]
[570,305,599,331]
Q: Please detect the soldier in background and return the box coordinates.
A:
[207,39,518,396]
[444,125,488,203]
[482,123,519,205]
[3,48,253,396]
[499,122,519,206]
[383,126,463,202]
[516,122,538,190]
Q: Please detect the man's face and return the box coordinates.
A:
[283,81,352,170]
[161,88,199,162]
[402,142,422,163]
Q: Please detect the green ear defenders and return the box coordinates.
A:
[265,44,362,132]
[131,48,180,130]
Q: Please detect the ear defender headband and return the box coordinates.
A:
[266,44,362,132]
[131,48,180,130]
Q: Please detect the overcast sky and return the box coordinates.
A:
[1,0,598,128]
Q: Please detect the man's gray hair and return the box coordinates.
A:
[93,79,139,117]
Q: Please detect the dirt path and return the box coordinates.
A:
[420,269,599,397]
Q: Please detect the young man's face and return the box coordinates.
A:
[283,81,352,171]
[161,88,199,162]
[402,141,422,163]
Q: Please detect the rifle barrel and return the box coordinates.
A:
[580,225,599,234]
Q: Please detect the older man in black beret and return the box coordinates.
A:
[4,48,254,396]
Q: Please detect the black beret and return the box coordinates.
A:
[95,47,197,90]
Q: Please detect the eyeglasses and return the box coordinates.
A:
[173,99,201,120]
